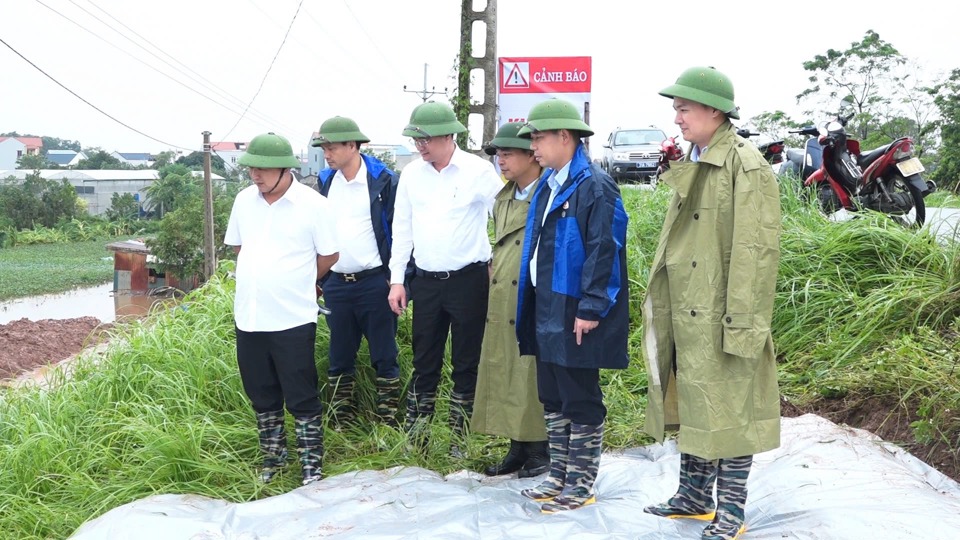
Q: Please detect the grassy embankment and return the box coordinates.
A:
[0,239,118,302]
[1,182,958,538]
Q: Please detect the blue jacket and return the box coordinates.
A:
[516,143,629,369]
[318,153,399,275]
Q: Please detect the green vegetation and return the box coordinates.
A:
[0,238,117,301]
[1,186,958,538]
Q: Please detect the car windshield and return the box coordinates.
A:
[614,130,665,145]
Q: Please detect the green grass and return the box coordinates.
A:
[0,238,117,301]
[1,185,959,538]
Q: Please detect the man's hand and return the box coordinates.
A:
[573,318,599,345]
[388,284,407,316]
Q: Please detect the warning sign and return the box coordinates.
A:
[502,62,530,89]
[496,56,592,132]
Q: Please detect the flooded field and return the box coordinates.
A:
[0,282,173,325]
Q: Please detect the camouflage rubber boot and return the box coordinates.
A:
[404,388,436,452]
[644,453,719,521]
[327,374,356,428]
[448,391,474,459]
[541,422,603,513]
[255,410,288,483]
[701,455,752,540]
[294,414,324,485]
[374,376,402,427]
[520,412,570,501]
[518,440,550,478]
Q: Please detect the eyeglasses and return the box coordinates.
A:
[411,137,436,148]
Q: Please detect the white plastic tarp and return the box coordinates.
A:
[70,414,960,539]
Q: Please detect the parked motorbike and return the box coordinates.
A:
[798,104,935,226]
[736,128,785,167]
[653,135,684,183]
[782,125,822,180]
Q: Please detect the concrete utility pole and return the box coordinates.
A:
[201,131,216,281]
[403,63,447,102]
[457,0,497,152]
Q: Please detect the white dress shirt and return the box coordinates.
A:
[224,180,338,332]
[389,146,503,284]
[326,159,382,273]
[531,161,571,287]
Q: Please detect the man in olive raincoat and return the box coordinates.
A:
[472,122,548,479]
[641,67,781,540]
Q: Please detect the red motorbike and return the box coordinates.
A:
[803,105,934,226]
[653,135,684,183]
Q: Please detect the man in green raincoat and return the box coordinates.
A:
[641,67,782,540]
[472,122,548,479]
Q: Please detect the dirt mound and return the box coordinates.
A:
[0,317,112,380]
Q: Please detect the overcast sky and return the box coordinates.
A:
[2,0,957,158]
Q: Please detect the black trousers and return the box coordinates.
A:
[409,263,488,397]
[324,272,400,379]
[536,360,605,425]
[235,322,322,417]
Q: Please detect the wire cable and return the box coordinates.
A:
[220,0,306,142]
[0,36,193,152]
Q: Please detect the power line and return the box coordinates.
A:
[80,0,296,134]
[0,36,193,151]
[221,0,306,142]
[32,0,296,137]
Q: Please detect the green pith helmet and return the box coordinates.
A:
[310,116,370,146]
[483,121,532,155]
[659,66,740,119]
[516,98,594,138]
[237,132,300,168]
[401,101,467,138]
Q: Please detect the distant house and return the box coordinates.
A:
[0,169,226,216]
[301,135,416,177]
[211,141,247,172]
[46,149,88,168]
[111,152,154,167]
[0,136,43,169]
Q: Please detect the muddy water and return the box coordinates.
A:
[0,282,172,325]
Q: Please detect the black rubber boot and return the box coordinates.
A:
[518,440,550,478]
[484,439,527,476]
[255,410,288,483]
[294,414,324,485]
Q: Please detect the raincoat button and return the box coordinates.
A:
[515,240,521,245]
[512,280,518,285]
[692,261,697,268]
[509,319,515,325]
[726,316,732,323]
[690,310,696,317]
[693,213,699,220]
[738,143,744,147]
[492,279,497,284]
[678,202,682,209]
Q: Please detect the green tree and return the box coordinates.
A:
[797,30,906,141]
[146,183,236,283]
[105,192,140,222]
[152,150,178,168]
[40,179,80,227]
[744,110,809,148]
[176,151,227,175]
[930,68,960,192]
[16,153,50,170]
[146,165,199,218]
[0,175,79,229]
[76,150,127,170]
[40,136,81,153]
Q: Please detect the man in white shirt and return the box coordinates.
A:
[313,116,402,428]
[387,101,503,456]
[224,132,339,486]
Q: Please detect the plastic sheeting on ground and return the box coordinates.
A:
[70,414,960,539]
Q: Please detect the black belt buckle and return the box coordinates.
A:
[342,273,357,282]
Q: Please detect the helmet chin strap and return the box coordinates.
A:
[265,168,287,194]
